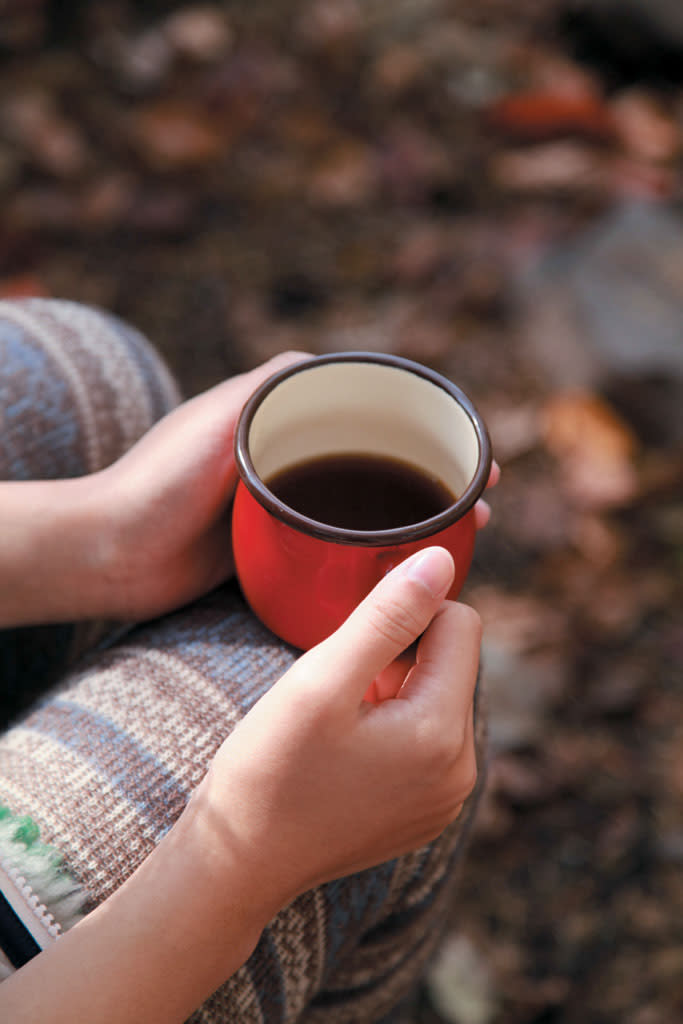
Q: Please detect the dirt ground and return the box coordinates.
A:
[1,3,682,1022]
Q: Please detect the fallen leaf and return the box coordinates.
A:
[485,91,616,142]
[128,101,227,170]
[541,391,639,508]
[0,274,48,298]
[542,392,637,461]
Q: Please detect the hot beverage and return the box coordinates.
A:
[266,453,456,531]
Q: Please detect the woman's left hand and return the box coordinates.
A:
[96,351,308,621]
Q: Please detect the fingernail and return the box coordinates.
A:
[401,547,454,598]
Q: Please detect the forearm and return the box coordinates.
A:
[0,477,115,627]
[0,798,275,1024]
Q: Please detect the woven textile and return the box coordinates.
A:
[0,298,180,483]
[0,300,486,1022]
[0,299,181,719]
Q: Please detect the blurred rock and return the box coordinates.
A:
[520,203,683,442]
[427,934,499,1024]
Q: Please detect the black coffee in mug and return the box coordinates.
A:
[266,453,456,531]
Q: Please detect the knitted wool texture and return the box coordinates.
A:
[0,300,486,1023]
[0,298,181,719]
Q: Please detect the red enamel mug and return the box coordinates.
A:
[232,352,492,650]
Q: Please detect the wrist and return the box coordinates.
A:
[0,474,119,626]
[176,786,286,935]
[0,790,276,1024]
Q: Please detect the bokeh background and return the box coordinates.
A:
[1,2,682,1022]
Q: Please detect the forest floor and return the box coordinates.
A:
[1,3,682,1022]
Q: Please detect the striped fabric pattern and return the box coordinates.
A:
[0,298,180,482]
[0,299,486,1021]
[0,298,181,718]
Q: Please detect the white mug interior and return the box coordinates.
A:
[246,358,481,507]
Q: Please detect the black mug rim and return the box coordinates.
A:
[234,351,493,547]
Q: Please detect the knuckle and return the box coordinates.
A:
[425,726,478,800]
[459,755,479,801]
[368,593,423,649]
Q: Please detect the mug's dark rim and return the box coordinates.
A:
[234,351,493,547]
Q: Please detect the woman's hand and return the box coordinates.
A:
[92,351,309,621]
[0,547,481,1024]
[189,545,481,912]
[0,352,307,627]
[474,458,500,530]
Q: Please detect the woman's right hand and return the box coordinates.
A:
[190,545,481,916]
[0,546,481,1024]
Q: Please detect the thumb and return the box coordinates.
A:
[311,546,455,703]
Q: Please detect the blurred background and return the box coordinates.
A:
[1,2,681,1021]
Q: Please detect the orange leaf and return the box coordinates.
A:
[486,92,616,143]
[0,274,49,298]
